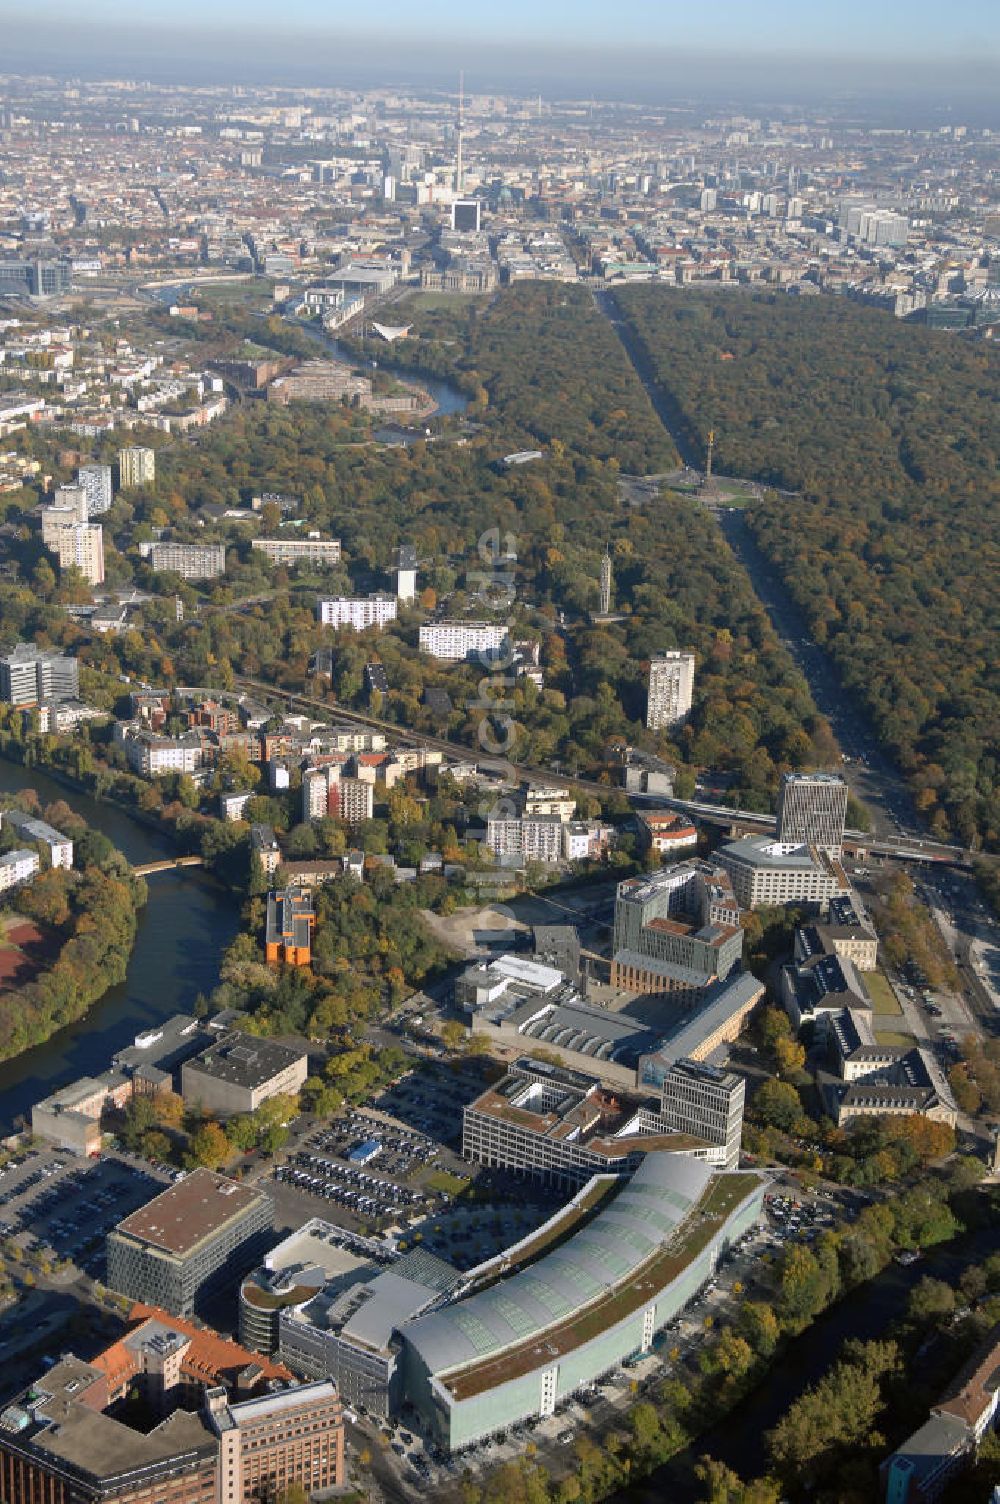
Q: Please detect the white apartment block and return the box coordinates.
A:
[302,765,340,822]
[1,810,73,868]
[0,847,40,892]
[118,446,156,488]
[251,537,342,566]
[118,727,204,777]
[148,541,226,580]
[646,651,695,730]
[418,621,510,662]
[77,463,113,515]
[51,522,104,585]
[317,595,398,630]
[486,814,563,864]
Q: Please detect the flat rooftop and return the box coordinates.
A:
[185,1032,305,1090]
[8,1357,215,1482]
[112,1168,269,1257]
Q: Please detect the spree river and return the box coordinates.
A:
[0,762,240,1133]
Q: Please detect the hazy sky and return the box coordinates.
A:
[1,0,998,106]
[4,0,999,56]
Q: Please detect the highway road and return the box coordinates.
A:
[593,286,921,848]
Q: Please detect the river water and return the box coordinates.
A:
[0,762,240,1133]
[303,324,469,418]
[145,283,469,418]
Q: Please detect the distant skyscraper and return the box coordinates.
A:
[646,652,695,731]
[599,547,612,615]
[776,772,849,857]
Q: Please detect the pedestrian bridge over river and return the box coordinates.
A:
[131,855,205,877]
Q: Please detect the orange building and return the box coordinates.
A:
[265,885,315,966]
[93,1304,293,1406]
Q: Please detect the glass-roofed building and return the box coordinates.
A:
[399,1153,764,1451]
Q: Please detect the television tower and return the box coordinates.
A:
[599,545,613,615]
[456,71,464,196]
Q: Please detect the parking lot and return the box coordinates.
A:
[0,1149,168,1279]
[371,1062,490,1148]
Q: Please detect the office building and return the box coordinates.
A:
[781,948,872,1029]
[610,863,743,1000]
[0,1345,343,1504]
[0,847,40,893]
[716,835,848,909]
[251,536,342,566]
[96,1302,293,1396]
[636,973,766,1078]
[462,1057,731,1187]
[181,1033,307,1118]
[402,1154,764,1452]
[452,198,482,233]
[776,771,848,856]
[418,620,510,661]
[207,1379,343,1501]
[0,643,79,705]
[241,1220,457,1420]
[317,595,398,630]
[118,445,156,488]
[0,258,71,296]
[1,808,73,867]
[265,886,315,967]
[77,462,113,515]
[106,1168,273,1317]
[148,542,226,580]
[646,651,695,730]
[658,1059,745,1170]
[793,893,878,972]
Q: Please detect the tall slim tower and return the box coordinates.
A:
[646,652,695,731]
[456,71,464,197]
[705,428,715,480]
[599,547,612,616]
[775,772,848,857]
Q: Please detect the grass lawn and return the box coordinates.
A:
[426,1169,471,1197]
[866,971,902,1015]
[874,1029,914,1047]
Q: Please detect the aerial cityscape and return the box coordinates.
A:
[0,4,997,1503]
